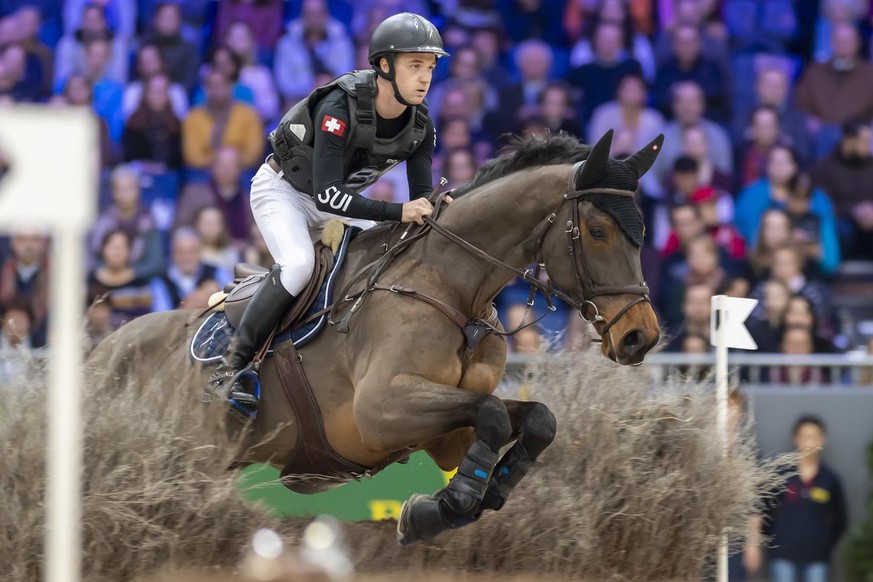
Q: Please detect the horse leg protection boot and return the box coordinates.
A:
[481,402,555,512]
[397,440,498,545]
[480,442,533,511]
[209,265,296,405]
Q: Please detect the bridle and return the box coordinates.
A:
[330,162,651,344]
[557,160,651,339]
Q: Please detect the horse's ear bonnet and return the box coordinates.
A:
[571,131,665,248]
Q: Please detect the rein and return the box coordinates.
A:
[329,163,651,344]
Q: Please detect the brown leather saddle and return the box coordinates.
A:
[222,244,334,338]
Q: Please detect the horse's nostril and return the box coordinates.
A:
[621,329,645,355]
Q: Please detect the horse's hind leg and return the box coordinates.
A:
[480,400,557,512]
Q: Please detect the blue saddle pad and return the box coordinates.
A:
[189,225,356,364]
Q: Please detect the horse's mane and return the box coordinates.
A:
[451,133,592,198]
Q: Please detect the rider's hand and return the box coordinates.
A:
[401,198,434,225]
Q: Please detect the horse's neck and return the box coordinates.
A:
[418,165,570,313]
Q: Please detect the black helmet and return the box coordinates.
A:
[368,13,449,66]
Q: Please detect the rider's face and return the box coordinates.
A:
[387,53,437,105]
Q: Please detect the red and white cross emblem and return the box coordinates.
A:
[321,115,346,136]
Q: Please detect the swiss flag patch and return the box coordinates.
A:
[321,115,346,136]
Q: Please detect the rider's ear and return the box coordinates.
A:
[623,133,665,179]
[380,57,390,74]
[576,129,613,189]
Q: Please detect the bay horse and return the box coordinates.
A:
[86,130,663,545]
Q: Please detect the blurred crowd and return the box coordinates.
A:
[1,0,873,370]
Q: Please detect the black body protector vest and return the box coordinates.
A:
[268,70,429,195]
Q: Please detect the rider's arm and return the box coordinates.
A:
[311,94,404,222]
[406,117,436,200]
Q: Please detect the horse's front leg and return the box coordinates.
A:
[480,400,557,512]
[353,373,513,545]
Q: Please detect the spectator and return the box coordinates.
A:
[273,0,354,103]
[141,2,200,93]
[653,81,733,190]
[780,326,826,384]
[14,5,54,97]
[684,235,726,292]
[223,22,280,123]
[496,0,567,45]
[689,186,744,260]
[469,27,511,90]
[0,227,49,347]
[193,45,256,106]
[747,279,791,352]
[784,175,841,278]
[63,0,137,42]
[442,148,477,189]
[88,165,165,280]
[122,73,184,171]
[181,69,264,170]
[664,282,712,350]
[764,416,847,581]
[783,295,841,353]
[568,21,643,124]
[654,24,729,123]
[737,105,783,189]
[654,0,729,71]
[657,204,706,330]
[568,0,656,82]
[174,146,252,242]
[79,37,124,142]
[122,42,188,121]
[150,228,232,311]
[754,246,835,340]
[0,43,43,102]
[0,298,37,382]
[86,229,154,330]
[427,46,497,126]
[735,145,840,277]
[680,124,733,193]
[733,64,812,164]
[211,0,285,56]
[537,82,582,137]
[810,119,873,260]
[194,206,241,273]
[54,2,128,87]
[794,22,873,137]
[499,40,554,132]
[747,209,795,283]
[587,72,664,157]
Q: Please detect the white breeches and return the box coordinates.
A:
[249,157,376,295]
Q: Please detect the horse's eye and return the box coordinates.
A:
[589,228,606,240]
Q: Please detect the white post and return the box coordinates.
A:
[0,106,96,582]
[46,228,85,582]
[714,295,729,582]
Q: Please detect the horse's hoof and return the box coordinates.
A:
[396,493,446,546]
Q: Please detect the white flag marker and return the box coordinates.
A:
[709,295,759,582]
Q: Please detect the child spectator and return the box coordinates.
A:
[764,416,847,582]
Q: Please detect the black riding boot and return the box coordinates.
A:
[208,265,296,412]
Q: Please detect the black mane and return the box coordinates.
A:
[451,133,592,198]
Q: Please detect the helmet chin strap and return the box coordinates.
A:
[375,54,415,108]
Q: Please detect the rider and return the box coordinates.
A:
[209,13,449,412]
